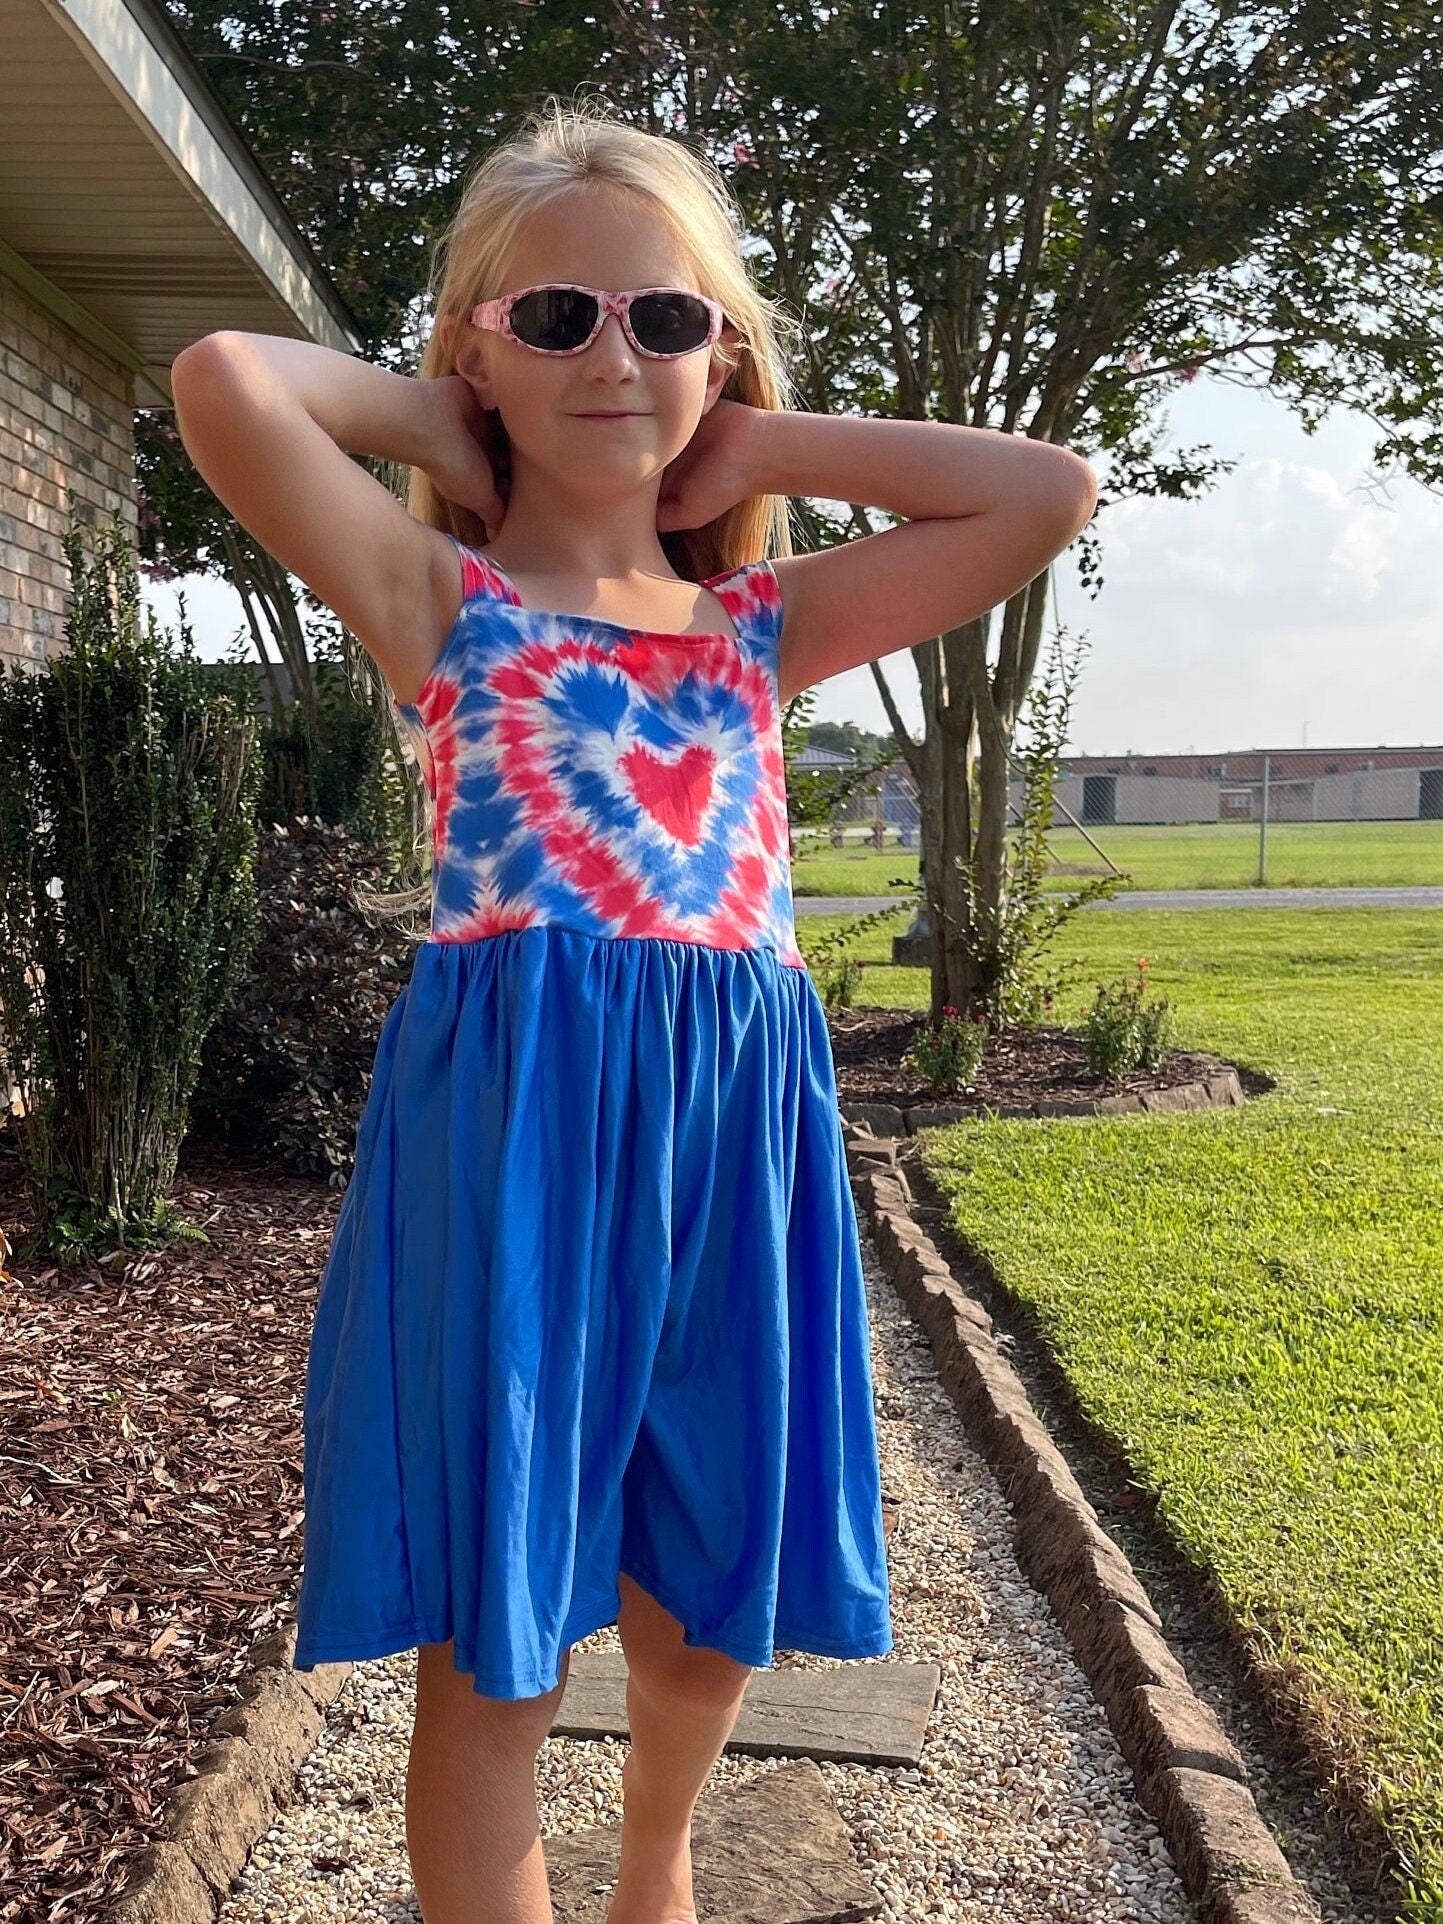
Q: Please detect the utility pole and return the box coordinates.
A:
[1258,753,1271,885]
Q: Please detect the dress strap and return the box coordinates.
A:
[446,532,523,607]
[703,557,784,677]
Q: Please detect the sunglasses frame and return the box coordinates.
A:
[470,283,727,359]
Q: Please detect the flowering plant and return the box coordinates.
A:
[905,1003,987,1094]
[1081,959,1174,1080]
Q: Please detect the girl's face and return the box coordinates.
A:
[454,185,737,511]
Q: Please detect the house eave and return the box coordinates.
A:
[0,0,364,399]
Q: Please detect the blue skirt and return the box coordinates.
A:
[292,925,894,1699]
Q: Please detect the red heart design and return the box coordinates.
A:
[620,742,716,846]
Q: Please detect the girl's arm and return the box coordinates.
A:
[169,334,502,704]
[737,410,1098,703]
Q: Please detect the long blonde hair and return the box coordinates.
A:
[408,93,802,573]
[371,94,805,924]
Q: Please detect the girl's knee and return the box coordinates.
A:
[626,1640,753,1713]
[616,1571,753,1709]
[414,1638,570,1747]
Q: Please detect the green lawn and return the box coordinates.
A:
[803,904,1443,1916]
[790,818,1443,896]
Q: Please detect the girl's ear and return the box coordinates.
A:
[703,343,737,410]
[454,330,497,408]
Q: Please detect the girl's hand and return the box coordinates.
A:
[417,373,509,537]
[656,398,766,533]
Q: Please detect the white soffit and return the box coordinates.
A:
[0,0,363,404]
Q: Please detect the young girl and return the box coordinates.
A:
[172,97,1094,1924]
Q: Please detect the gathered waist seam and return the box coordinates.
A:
[418,925,808,971]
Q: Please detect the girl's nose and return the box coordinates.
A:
[589,311,637,364]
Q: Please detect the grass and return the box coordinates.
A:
[801,903,1443,1916]
[790,818,1443,897]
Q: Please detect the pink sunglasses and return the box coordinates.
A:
[470,282,728,359]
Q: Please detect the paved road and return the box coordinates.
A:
[794,885,1443,915]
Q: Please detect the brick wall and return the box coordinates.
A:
[0,268,137,675]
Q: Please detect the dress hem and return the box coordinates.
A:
[292,1555,895,1699]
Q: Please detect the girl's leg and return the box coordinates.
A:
[406,1637,572,1924]
[607,1571,754,1924]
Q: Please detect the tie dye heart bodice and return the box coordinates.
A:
[391,536,806,971]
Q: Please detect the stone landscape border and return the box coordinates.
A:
[110,1627,351,1923]
[842,1063,1246,1137]
[845,1121,1323,1924]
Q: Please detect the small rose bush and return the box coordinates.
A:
[905,1002,987,1095]
[1081,957,1176,1080]
[816,953,866,1009]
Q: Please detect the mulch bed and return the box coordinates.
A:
[0,1138,334,1923]
[827,1005,1247,1111]
[0,1004,1242,1919]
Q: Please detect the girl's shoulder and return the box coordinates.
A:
[702,554,783,644]
[445,533,523,608]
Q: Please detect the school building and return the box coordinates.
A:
[1029,746,1443,826]
[803,743,1443,837]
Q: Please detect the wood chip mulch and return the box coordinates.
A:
[826,1005,1247,1111]
[0,1138,336,1924]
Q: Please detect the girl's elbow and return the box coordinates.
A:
[1046,448,1098,538]
[171,331,248,399]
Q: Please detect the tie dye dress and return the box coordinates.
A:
[292,535,894,1699]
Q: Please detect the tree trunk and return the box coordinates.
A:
[904,564,1054,1025]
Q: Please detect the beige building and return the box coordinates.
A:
[1035,747,1443,826]
[0,0,360,675]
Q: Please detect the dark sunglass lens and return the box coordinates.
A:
[630,292,712,354]
[511,288,599,350]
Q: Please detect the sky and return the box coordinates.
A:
[142,373,1443,758]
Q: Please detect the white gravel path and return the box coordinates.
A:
[220,1226,1194,1922]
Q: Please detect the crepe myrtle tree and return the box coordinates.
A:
[140,0,645,847]
[683,0,1443,1019]
[140,0,645,703]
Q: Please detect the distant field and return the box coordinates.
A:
[790,818,1443,896]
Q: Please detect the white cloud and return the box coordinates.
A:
[814,379,1443,754]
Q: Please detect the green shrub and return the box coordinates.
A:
[187,816,419,1184]
[257,662,390,832]
[0,507,262,1260]
[955,627,1128,1028]
[1081,957,1176,1079]
[249,608,421,881]
[904,1002,988,1094]
[816,953,866,1008]
[808,897,914,1010]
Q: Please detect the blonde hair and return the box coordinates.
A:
[370,93,805,926]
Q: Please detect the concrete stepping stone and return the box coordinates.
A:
[546,1756,882,1924]
[550,1650,940,1767]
